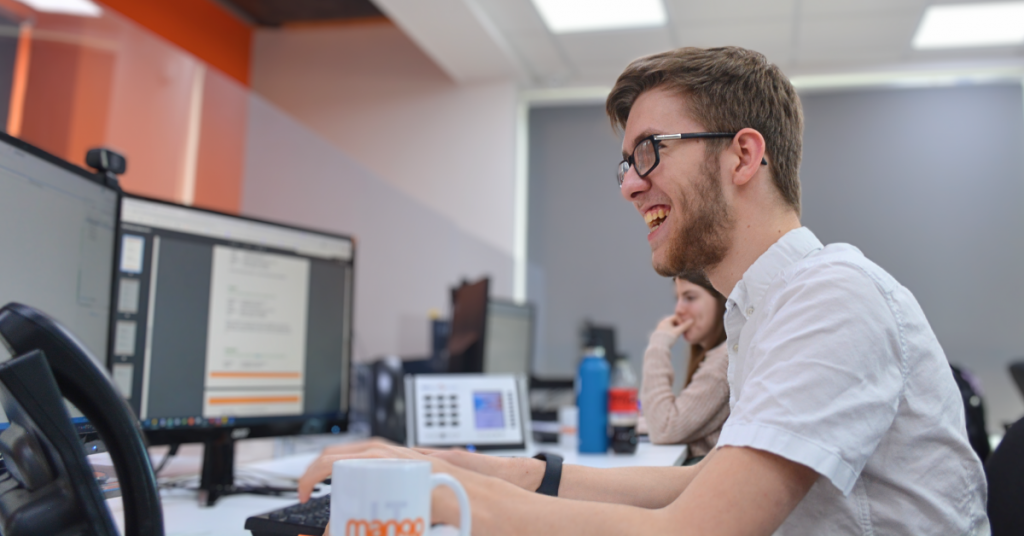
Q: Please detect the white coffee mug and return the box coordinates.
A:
[330,459,471,536]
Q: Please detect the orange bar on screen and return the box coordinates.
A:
[207,396,300,405]
[209,371,301,379]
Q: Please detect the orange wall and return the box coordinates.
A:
[194,69,248,214]
[13,7,249,214]
[98,0,252,85]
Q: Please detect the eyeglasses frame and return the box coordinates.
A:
[617,132,768,187]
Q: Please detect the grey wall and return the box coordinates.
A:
[241,95,514,362]
[528,105,682,381]
[800,83,1024,431]
[529,83,1024,431]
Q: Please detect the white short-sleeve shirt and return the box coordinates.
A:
[717,227,989,535]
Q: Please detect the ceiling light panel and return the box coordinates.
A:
[531,0,667,34]
[16,0,101,17]
[913,2,1024,49]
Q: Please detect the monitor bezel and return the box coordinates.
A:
[0,131,120,443]
[112,193,356,445]
[0,131,110,189]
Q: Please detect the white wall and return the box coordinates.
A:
[250,20,518,259]
[800,83,1024,432]
[241,94,513,362]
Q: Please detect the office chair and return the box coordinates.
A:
[1009,361,1024,399]
[986,417,1024,535]
[950,365,990,461]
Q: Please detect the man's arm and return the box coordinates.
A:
[426,447,702,508]
[301,442,818,535]
[317,440,702,508]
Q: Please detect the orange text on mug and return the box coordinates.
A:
[346,518,425,536]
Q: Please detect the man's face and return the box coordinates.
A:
[619,87,733,277]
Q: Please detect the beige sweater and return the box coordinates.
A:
[640,332,729,457]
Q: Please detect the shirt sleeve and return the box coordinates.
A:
[717,261,905,496]
[641,336,730,445]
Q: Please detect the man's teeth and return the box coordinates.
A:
[644,207,669,229]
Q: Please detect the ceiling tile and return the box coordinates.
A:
[801,0,927,16]
[667,0,796,22]
[673,19,794,65]
[374,0,525,82]
[474,0,548,33]
[799,12,921,54]
[556,27,675,70]
[511,31,572,80]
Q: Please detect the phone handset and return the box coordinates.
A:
[0,303,163,536]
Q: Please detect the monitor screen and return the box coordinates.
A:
[111,196,354,440]
[0,133,118,432]
[483,300,533,375]
[0,134,117,360]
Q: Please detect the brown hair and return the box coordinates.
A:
[676,272,727,386]
[606,46,804,214]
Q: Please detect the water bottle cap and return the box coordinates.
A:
[583,346,605,358]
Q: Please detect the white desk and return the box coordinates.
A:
[104,436,685,536]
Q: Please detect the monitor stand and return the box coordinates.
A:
[198,431,237,507]
[197,430,309,507]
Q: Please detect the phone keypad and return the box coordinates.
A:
[422,394,460,428]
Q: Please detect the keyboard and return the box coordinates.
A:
[245,494,330,536]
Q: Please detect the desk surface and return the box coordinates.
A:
[104,436,684,536]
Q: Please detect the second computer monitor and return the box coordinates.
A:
[110,195,354,442]
[483,300,533,376]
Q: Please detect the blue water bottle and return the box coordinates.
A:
[577,347,610,453]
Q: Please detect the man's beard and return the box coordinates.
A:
[653,156,733,278]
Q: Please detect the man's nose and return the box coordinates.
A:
[619,164,649,200]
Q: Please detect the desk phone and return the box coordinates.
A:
[405,374,527,450]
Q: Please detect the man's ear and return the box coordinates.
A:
[729,128,767,187]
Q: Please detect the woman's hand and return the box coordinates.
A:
[653,314,692,342]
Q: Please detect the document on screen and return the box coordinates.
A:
[202,246,309,417]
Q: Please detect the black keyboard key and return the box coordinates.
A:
[245,494,332,536]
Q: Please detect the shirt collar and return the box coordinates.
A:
[728,227,824,316]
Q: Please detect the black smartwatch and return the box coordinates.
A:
[532,452,563,497]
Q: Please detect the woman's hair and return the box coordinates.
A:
[677,273,727,386]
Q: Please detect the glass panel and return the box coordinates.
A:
[0,0,247,212]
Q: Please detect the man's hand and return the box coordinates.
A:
[303,439,545,496]
[299,440,549,535]
[298,441,444,502]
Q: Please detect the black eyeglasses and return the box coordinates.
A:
[617,132,767,187]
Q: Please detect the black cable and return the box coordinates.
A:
[152,443,180,475]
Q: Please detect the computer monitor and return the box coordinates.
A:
[0,132,118,435]
[110,195,354,503]
[446,278,489,373]
[483,300,533,375]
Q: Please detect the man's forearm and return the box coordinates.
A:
[447,469,680,536]
[430,448,701,508]
[558,465,698,507]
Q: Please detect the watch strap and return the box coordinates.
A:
[532,452,563,497]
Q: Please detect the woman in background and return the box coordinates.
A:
[641,273,729,464]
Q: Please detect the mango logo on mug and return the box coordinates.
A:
[345,518,425,536]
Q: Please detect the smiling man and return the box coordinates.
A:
[300,47,989,535]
